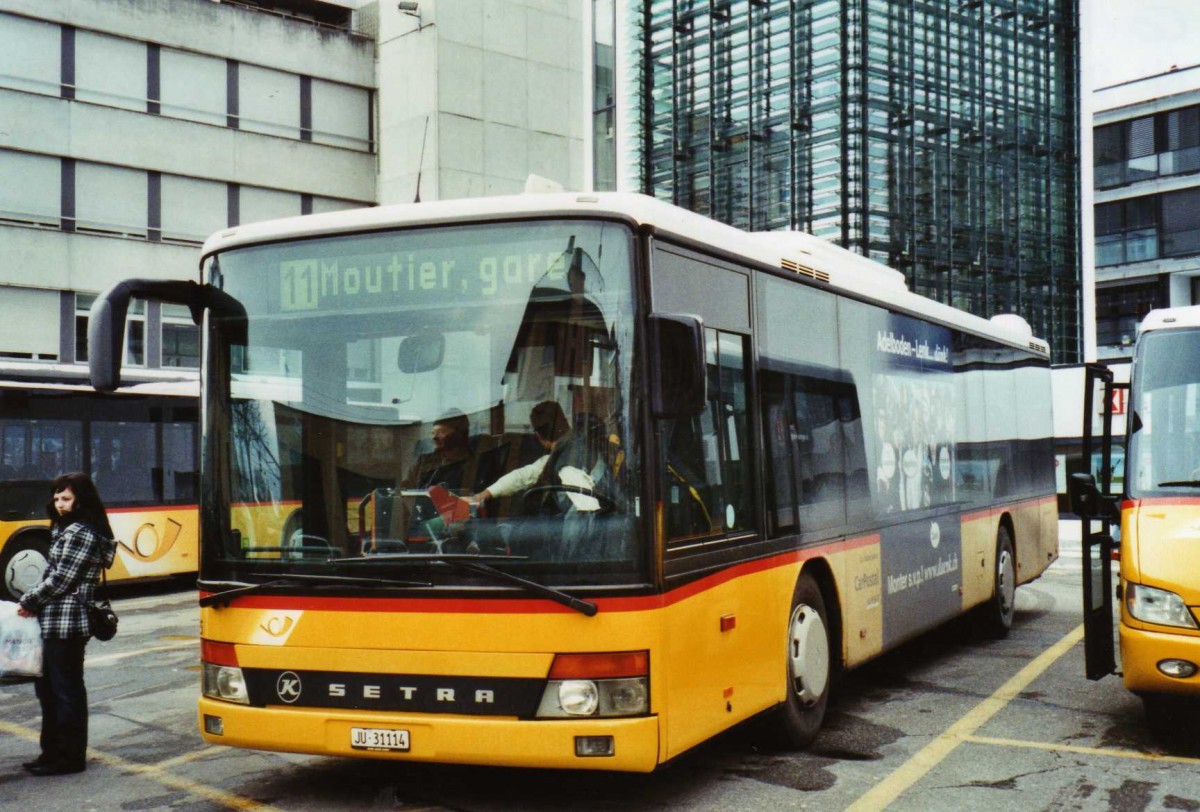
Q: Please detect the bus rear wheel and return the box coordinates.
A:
[978,525,1016,638]
[1,534,50,602]
[763,572,832,749]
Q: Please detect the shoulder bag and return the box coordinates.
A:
[87,568,119,642]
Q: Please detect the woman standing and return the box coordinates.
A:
[16,472,116,776]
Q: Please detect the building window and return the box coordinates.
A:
[239,64,300,139]
[125,299,146,367]
[75,162,147,237]
[0,150,59,227]
[1162,187,1200,258]
[161,175,227,244]
[75,29,146,112]
[160,47,226,127]
[592,0,617,191]
[161,304,199,368]
[75,293,93,363]
[79,293,145,367]
[0,12,59,96]
[1095,104,1200,189]
[238,186,300,226]
[1096,282,1163,350]
[1095,196,1159,266]
[0,287,59,360]
[311,78,371,150]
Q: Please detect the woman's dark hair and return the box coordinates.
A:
[46,472,114,538]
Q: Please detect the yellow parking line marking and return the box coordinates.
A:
[156,745,229,769]
[0,718,282,812]
[965,734,1200,766]
[87,639,197,665]
[846,623,1084,811]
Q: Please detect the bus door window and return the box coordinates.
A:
[660,328,755,542]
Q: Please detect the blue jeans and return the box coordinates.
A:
[33,636,89,766]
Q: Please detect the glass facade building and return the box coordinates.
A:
[634,0,1081,361]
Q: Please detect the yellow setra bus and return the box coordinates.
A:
[0,377,199,601]
[89,193,1057,771]
[1073,306,1200,728]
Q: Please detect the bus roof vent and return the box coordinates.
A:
[780,257,831,283]
[749,230,907,294]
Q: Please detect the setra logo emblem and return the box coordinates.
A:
[276,671,303,703]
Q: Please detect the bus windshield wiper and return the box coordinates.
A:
[330,554,598,617]
[198,572,432,608]
[1157,480,1200,488]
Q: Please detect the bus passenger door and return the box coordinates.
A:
[1072,364,1122,681]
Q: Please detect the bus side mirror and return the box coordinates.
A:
[650,313,706,418]
[1069,473,1104,518]
[89,279,246,392]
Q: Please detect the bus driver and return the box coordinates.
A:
[471,401,571,505]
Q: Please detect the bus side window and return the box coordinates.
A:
[661,328,755,542]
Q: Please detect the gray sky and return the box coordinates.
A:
[1084,0,1200,89]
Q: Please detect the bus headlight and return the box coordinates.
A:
[1126,583,1199,629]
[537,678,649,718]
[556,681,599,716]
[535,651,650,718]
[203,663,250,704]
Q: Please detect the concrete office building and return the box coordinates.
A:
[0,0,583,379]
[1092,64,1200,359]
[590,0,1083,362]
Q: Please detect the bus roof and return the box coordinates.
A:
[201,192,1049,357]
[1141,305,1200,334]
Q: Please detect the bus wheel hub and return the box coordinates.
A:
[789,603,829,706]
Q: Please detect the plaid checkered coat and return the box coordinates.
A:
[19,521,117,639]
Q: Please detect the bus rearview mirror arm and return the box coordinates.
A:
[89,279,247,392]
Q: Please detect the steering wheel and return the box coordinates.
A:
[521,485,617,516]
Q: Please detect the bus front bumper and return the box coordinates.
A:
[1120,623,1200,696]
[198,699,661,772]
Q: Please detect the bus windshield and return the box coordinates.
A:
[200,219,643,588]
[1129,327,1200,498]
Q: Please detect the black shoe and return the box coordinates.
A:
[21,756,52,771]
[28,761,86,776]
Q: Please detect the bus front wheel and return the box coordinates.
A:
[764,572,832,749]
[978,525,1016,638]
[0,534,50,602]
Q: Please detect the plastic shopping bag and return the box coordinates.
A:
[0,602,42,680]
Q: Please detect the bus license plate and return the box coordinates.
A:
[350,727,410,751]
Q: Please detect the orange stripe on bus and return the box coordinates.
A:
[1123,497,1200,509]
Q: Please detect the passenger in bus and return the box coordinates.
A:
[402,410,476,491]
[471,401,570,505]
[16,472,116,776]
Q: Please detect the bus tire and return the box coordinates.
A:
[764,572,833,749]
[978,525,1016,638]
[0,533,51,603]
